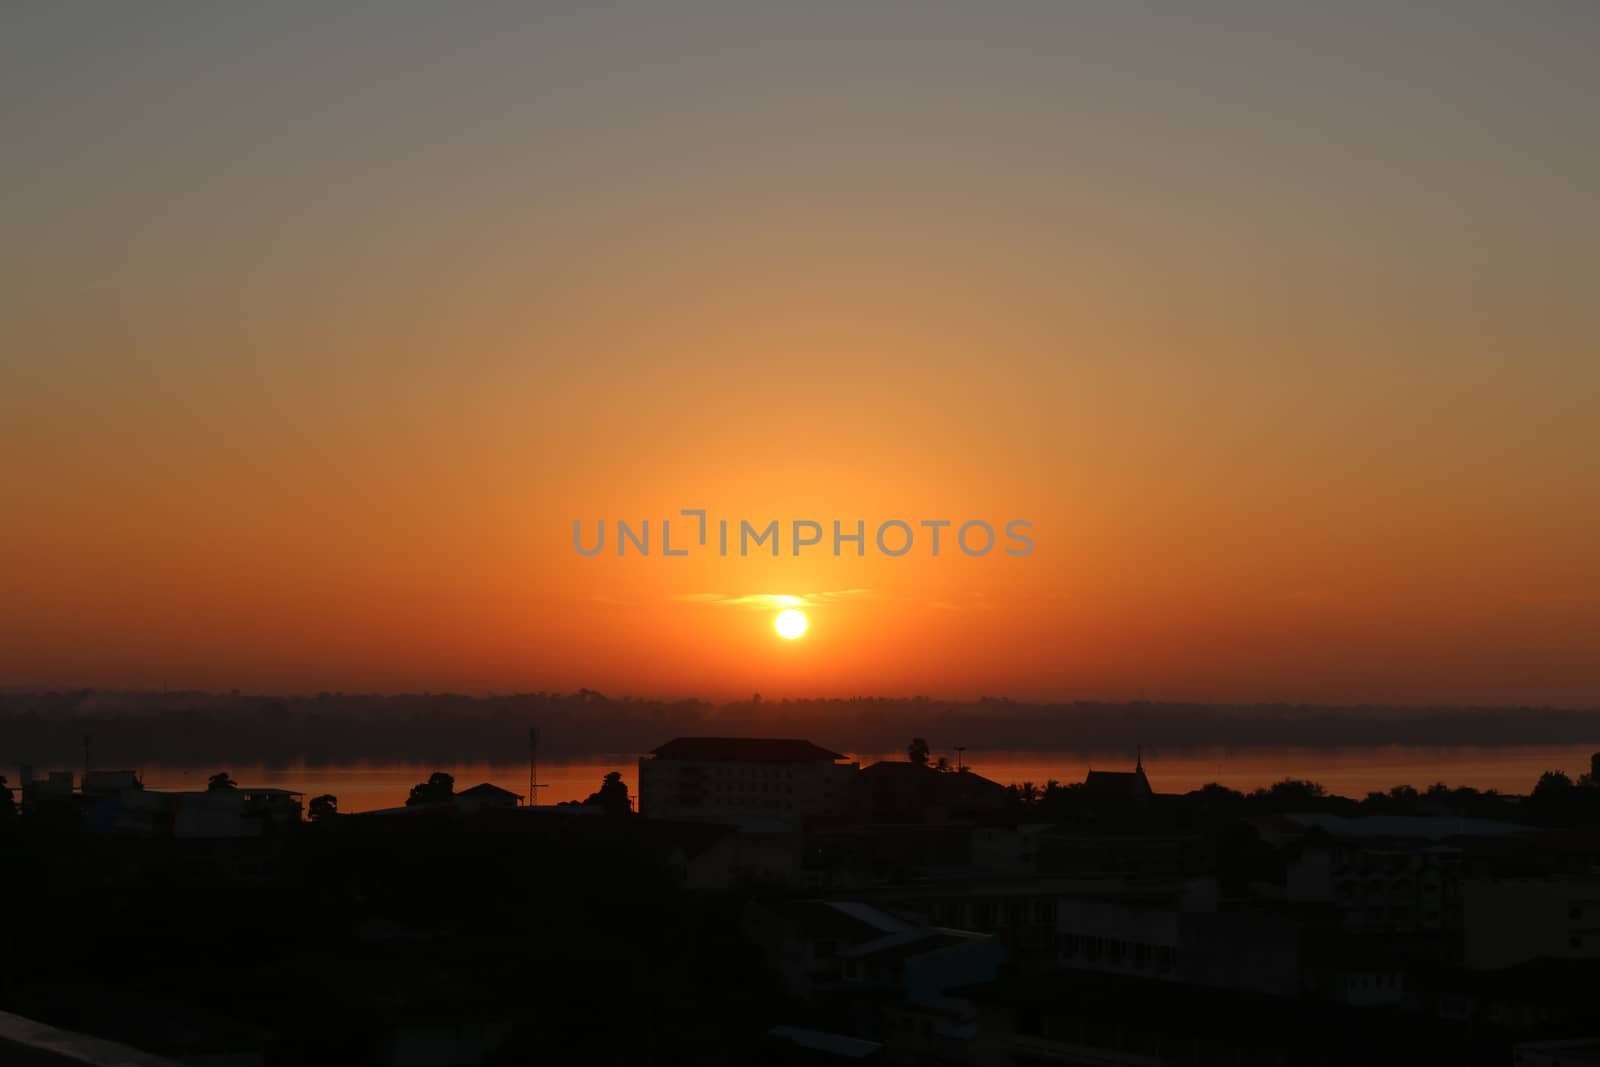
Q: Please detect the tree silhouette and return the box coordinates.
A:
[1532,770,1574,800]
[207,772,237,792]
[1007,780,1043,806]
[1250,778,1326,809]
[583,771,631,814]
[907,737,930,767]
[1580,752,1600,788]
[406,772,455,806]
[308,794,338,821]
[1525,769,1595,827]
[1193,782,1246,814]
[0,776,15,824]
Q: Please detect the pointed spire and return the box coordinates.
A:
[1135,744,1143,773]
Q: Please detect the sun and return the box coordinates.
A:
[774,608,808,640]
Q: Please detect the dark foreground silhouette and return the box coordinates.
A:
[3,747,1599,1065]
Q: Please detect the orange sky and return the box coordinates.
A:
[2,6,1597,704]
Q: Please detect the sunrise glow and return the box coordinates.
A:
[775,609,809,640]
[1,6,1596,707]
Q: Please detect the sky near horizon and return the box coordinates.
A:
[3,4,1598,703]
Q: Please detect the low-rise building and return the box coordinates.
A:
[841,927,1005,1002]
[455,782,524,812]
[1513,1037,1600,1066]
[742,900,916,1000]
[1462,876,1600,969]
[854,762,1007,822]
[170,787,304,837]
[1079,755,1154,810]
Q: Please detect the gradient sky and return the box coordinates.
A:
[3,3,1597,703]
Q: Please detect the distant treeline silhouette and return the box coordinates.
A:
[2,688,1597,769]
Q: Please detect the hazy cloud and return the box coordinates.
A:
[675,590,873,611]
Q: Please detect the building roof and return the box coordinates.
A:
[634,818,740,860]
[860,761,1005,788]
[771,900,913,942]
[0,1008,186,1067]
[156,787,304,799]
[950,968,1486,1058]
[1082,768,1152,798]
[860,760,937,779]
[1514,1040,1600,1063]
[768,1025,882,1059]
[457,782,524,801]
[1279,811,1529,841]
[845,928,985,962]
[649,736,847,763]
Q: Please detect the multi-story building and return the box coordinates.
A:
[637,737,858,827]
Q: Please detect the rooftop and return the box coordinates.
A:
[648,736,848,763]
[1515,1039,1600,1063]
[768,1025,882,1059]
[846,928,986,962]
[1081,767,1158,799]
[770,900,913,942]
[151,787,304,799]
[0,1008,185,1067]
[1273,812,1530,841]
[457,783,524,800]
[859,760,999,784]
